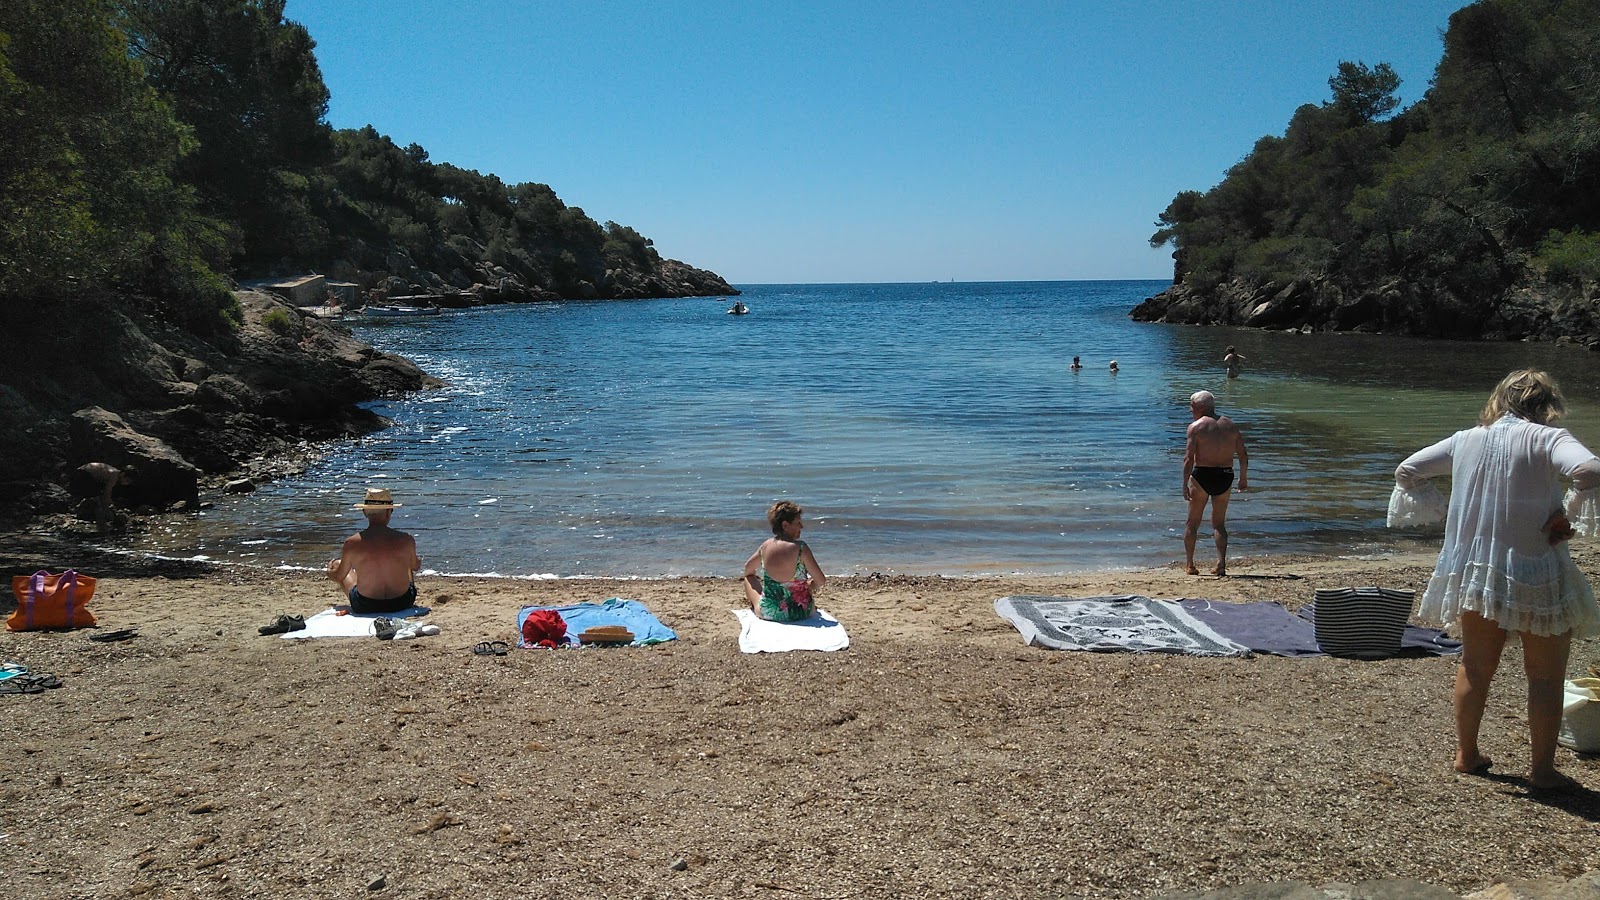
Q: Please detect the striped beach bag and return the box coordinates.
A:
[1311,587,1414,659]
[6,570,98,631]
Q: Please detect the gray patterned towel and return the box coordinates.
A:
[994,594,1252,657]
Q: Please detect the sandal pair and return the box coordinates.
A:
[472,640,509,657]
[0,673,63,695]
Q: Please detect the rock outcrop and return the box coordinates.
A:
[318,241,738,310]
[1130,277,1600,347]
[0,290,439,521]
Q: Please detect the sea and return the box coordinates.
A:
[129,280,1600,578]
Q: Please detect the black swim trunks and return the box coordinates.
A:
[348,583,417,614]
[1191,466,1234,497]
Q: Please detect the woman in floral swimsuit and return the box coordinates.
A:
[742,500,827,622]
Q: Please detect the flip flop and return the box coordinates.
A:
[472,640,509,656]
[28,674,62,689]
[89,628,140,643]
[0,679,44,695]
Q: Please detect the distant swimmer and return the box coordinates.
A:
[1182,390,1248,576]
[1070,356,1083,372]
[1223,346,1246,378]
[1109,360,1119,373]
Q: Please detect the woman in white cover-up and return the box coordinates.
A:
[1390,369,1600,791]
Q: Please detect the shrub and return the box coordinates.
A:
[262,307,296,336]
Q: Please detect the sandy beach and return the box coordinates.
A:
[2,533,1598,899]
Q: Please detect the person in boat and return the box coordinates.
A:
[1223,346,1246,378]
[1390,369,1600,792]
[1070,356,1083,372]
[742,500,826,622]
[1182,390,1248,576]
[729,301,748,315]
[327,488,422,613]
[1108,360,1119,373]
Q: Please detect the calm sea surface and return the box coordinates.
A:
[132,281,1600,577]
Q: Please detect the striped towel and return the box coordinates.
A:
[1310,587,1415,659]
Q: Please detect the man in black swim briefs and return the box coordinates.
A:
[1182,391,1249,576]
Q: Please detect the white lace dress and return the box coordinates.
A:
[1388,414,1600,637]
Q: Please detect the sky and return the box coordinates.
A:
[284,1,1471,285]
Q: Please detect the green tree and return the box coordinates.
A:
[0,0,232,327]
[118,0,334,272]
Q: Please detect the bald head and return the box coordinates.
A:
[1190,391,1216,414]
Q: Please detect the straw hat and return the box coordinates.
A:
[353,487,402,510]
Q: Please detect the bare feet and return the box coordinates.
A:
[1528,769,1581,793]
[1212,564,1226,577]
[1185,565,1199,576]
[1453,754,1493,776]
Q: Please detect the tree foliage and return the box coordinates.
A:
[0,0,234,328]
[1,0,713,343]
[1151,0,1600,327]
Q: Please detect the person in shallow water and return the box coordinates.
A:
[327,488,422,613]
[1182,390,1249,576]
[742,500,827,622]
[1222,345,1246,378]
[1391,369,1600,793]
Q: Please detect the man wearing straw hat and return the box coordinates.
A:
[326,488,422,613]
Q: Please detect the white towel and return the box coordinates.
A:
[281,607,428,639]
[733,608,849,653]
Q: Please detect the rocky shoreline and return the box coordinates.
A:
[1130,278,1600,347]
[0,289,440,527]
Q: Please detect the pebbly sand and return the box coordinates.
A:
[2,533,1598,899]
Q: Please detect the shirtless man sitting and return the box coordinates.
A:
[326,488,421,613]
[1182,390,1249,576]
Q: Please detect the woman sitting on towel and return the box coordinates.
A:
[743,500,826,622]
[1391,369,1600,792]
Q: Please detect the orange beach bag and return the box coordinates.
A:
[7,570,97,631]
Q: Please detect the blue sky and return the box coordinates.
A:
[285,1,1470,284]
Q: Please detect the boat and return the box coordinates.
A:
[727,302,750,315]
[362,304,442,318]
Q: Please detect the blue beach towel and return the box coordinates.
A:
[1176,598,1460,658]
[516,598,677,648]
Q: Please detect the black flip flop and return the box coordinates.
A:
[0,678,43,695]
[89,628,140,643]
[471,640,510,656]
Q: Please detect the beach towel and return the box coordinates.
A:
[1177,599,1461,657]
[515,599,677,648]
[993,595,1250,657]
[733,608,849,653]
[282,606,430,640]
[1177,599,1325,657]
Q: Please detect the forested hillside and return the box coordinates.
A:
[0,0,731,521]
[1134,0,1600,342]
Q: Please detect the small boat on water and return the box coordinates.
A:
[727,302,750,315]
[362,304,442,318]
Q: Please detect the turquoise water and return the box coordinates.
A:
[134,281,1600,576]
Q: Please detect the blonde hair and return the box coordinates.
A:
[1480,369,1566,425]
[767,500,803,536]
